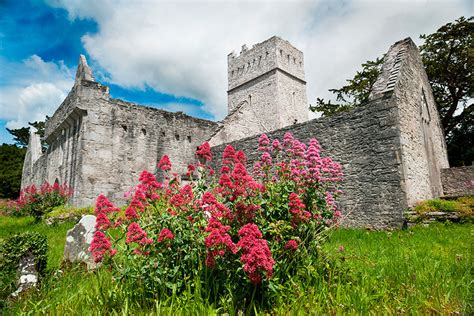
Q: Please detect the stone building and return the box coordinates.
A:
[22,36,454,227]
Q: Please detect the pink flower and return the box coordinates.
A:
[158,228,175,242]
[89,231,115,263]
[204,218,237,267]
[237,224,274,285]
[196,142,212,162]
[272,139,281,151]
[288,193,310,225]
[158,155,172,171]
[95,212,111,230]
[95,194,120,215]
[126,222,153,245]
[258,134,270,151]
[284,239,299,251]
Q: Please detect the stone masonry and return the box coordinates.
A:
[22,36,457,228]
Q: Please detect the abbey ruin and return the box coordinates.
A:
[22,36,457,228]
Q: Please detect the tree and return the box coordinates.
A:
[311,16,473,166]
[419,16,473,166]
[0,144,26,199]
[6,120,47,149]
[310,57,384,116]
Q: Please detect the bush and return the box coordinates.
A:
[15,182,72,221]
[90,132,343,309]
[0,232,48,302]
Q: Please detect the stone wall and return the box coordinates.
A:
[441,167,474,197]
[211,96,407,228]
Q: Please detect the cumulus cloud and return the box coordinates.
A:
[50,0,470,120]
[0,55,73,129]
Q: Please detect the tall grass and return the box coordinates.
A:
[1,216,471,314]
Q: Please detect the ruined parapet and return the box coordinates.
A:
[209,36,308,146]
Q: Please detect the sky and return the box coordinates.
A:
[0,0,472,144]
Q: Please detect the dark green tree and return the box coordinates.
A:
[310,57,384,116]
[311,16,473,166]
[419,16,473,166]
[0,144,26,199]
[6,120,47,149]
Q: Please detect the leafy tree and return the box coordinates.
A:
[310,57,384,116]
[6,120,47,150]
[419,16,473,166]
[311,16,473,166]
[0,144,26,199]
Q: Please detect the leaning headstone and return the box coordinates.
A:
[11,251,38,297]
[63,215,97,269]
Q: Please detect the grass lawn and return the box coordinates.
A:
[1,216,472,314]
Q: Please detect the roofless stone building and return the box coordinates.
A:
[23,36,458,228]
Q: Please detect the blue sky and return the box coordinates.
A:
[0,0,471,144]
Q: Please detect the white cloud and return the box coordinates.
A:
[50,0,471,120]
[0,55,73,129]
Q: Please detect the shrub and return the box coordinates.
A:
[91,132,343,309]
[0,232,48,301]
[414,197,473,217]
[15,182,72,221]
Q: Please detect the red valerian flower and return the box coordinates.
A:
[237,223,274,285]
[284,239,299,251]
[95,194,120,214]
[126,222,153,245]
[196,142,212,162]
[204,218,237,267]
[158,155,172,171]
[158,228,175,242]
[89,231,116,263]
[95,212,111,230]
[258,134,270,153]
[288,192,310,225]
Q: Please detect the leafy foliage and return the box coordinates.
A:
[0,144,26,199]
[0,232,48,302]
[311,16,473,166]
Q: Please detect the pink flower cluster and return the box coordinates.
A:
[90,194,119,262]
[204,218,237,267]
[90,231,117,263]
[126,222,153,245]
[237,224,274,285]
[16,181,72,209]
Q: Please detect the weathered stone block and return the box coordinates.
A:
[64,215,97,269]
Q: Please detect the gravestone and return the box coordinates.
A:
[11,251,38,297]
[63,215,97,269]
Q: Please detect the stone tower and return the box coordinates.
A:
[209,36,308,145]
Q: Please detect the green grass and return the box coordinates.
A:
[1,216,472,314]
